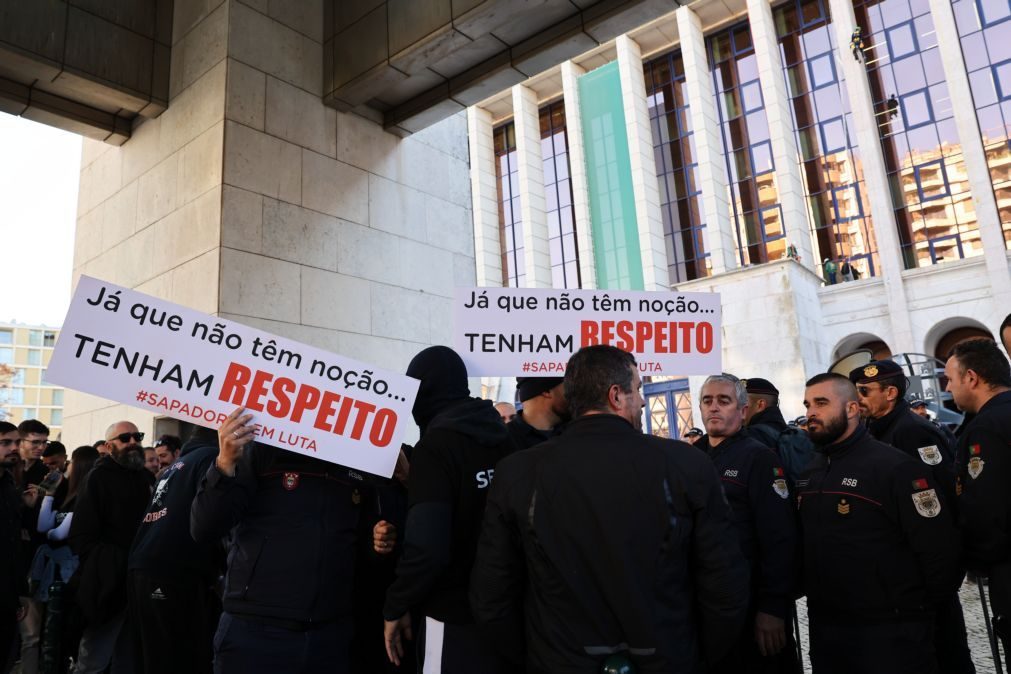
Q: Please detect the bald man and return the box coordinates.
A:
[105,421,144,454]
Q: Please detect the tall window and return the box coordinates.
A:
[49,410,62,426]
[0,348,11,365]
[28,331,42,347]
[494,123,525,287]
[952,0,1011,246]
[539,101,582,288]
[43,332,56,348]
[645,50,712,285]
[0,331,11,345]
[856,0,983,267]
[51,390,63,406]
[776,0,880,278]
[709,23,787,266]
[27,350,41,366]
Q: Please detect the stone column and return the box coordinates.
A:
[826,0,915,353]
[747,0,819,274]
[468,106,505,288]
[928,0,1011,315]
[512,84,553,288]
[616,34,669,291]
[561,60,598,289]
[676,6,738,276]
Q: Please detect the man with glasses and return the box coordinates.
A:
[849,360,973,674]
[0,422,25,671]
[105,421,144,453]
[18,419,50,489]
[16,420,48,674]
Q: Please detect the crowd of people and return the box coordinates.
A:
[0,317,1010,674]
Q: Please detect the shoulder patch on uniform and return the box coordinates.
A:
[968,456,985,480]
[912,478,929,490]
[772,478,789,499]
[917,445,941,465]
[773,467,784,477]
[912,488,941,518]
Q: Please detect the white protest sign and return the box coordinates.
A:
[454,287,721,376]
[47,276,419,478]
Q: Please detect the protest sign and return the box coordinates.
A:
[454,287,721,377]
[47,276,419,478]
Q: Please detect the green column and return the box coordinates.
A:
[578,61,644,290]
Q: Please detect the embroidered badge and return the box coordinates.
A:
[773,478,789,499]
[837,499,850,515]
[863,365,879,378]
[968,456,985,480]
[283,472,299,491]
[912,488,941,518]
[917,445,941,466]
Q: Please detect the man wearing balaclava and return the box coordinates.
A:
[382,346,515,673]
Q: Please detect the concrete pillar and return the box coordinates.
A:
[677,6,738,276]
[616,35,669,291]
[826,0,915,353]
[512,84,553,288]
[561,60,598,289]
[927,0,1011,317]
[67,0,475,445]
[468,106,505,287]
[747,0,819,274]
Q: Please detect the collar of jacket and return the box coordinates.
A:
[748,405,787,431]
[819,424,868,458]
[563,413,638,435]
[868,397,909,438]
[698,428,749,459]
[977,389,1011,417]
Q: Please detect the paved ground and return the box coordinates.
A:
[796,580,1001,672]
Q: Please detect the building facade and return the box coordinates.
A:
[0,322,65,436]
[468,0,1010,427]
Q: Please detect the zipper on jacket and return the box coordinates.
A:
[242,535,268,600]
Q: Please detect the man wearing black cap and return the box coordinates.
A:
[382,346,514,673]
[848,361,972,674]
[743,377,815,487]
[507,377,568,450]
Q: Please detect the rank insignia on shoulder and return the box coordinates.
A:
[283,472,299,491]
[917,445,941,465]
[968,456,985,480]
[912,488,941,518]
[837,499,850,515]
[773,478,789,499]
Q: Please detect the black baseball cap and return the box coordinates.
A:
[743,378,779,395]
[515,377,565,402]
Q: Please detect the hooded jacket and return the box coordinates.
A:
[383,346,516,624]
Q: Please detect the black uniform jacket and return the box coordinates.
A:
[191,444,378,625]
[797,426,960,622]
[506,411,555,451]
[868,399,955,502]
[697,431,798,619]
[383,398,516,624]
[470,414,750,674]
[955,390,1011,573]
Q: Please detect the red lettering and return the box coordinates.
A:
[679,322,694,353]
[615,321,633,352]
[290,384,321,423]
[246,369,273,412]
[267,378,295,418]
[601,320,615,345]
[635,322,652,352]
[314,391,342,431]
[654,322,669,354]
[369,409,397,447]
[218,362,251,404]
[349,400,376,440]
[697,322,714,353]
[580,321,599,347]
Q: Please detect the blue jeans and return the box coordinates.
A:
[213,612,351,674]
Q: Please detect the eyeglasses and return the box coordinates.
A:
[0,439,17,447]
[111,432,145,444]
[20,439,49,447]
[856,385,880,397]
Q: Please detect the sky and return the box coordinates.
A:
[0,112,82,327]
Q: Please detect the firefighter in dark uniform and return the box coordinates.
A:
[696,374,799,674]
[506,377,567,450]
[945,338,1011,652]
[910,397,958,449]
[848,360,973,673]
[799,373,961,674]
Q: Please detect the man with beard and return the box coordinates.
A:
[471,346,749,673]
[0,422,25,671]
[798,374,960,674]
[696,374,798,674]
[69,433,152,674]
[847,361,971,673]
[507,377,568,450]
[382,346,516,672]
[945,339,1011,652]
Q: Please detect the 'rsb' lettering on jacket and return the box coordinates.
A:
[476,469,496,489]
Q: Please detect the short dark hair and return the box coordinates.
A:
[42,441,66,457]
[806,372,858,402]
[950,338,1011,388]
[0,422,16,435]
[154,434,181,451]
[564,345,637,418]
[1001,314,1011,334]
[18,419,49,437]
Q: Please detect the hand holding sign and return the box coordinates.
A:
[217,407,255,477]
